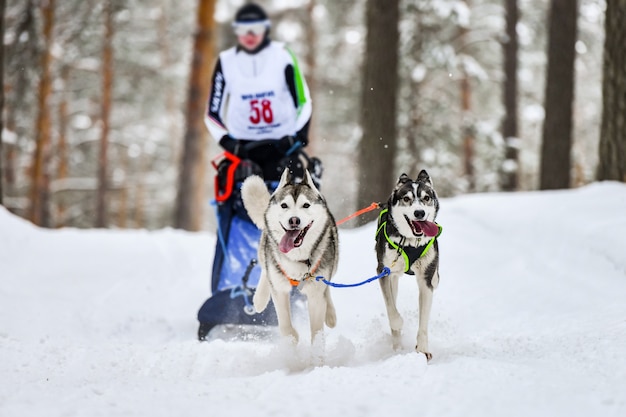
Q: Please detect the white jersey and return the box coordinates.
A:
[205,41,312,142]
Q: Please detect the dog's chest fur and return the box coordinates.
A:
[377,210,434,260]
[375,206,439,287]
[262,218,338,287]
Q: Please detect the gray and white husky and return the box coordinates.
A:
[375,170,441,361]
[241,168,338,345]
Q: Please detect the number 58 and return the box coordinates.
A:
[249,99,274,124]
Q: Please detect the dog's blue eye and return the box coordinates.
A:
[303,203,310,209]
[281,203,288,209]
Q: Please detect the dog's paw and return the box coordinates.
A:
[325,306,337,328]
[391,330,402,350]
[280,327,299,344]
[252,296,267,313]
[415,346,433,362]
[252,279,270,313]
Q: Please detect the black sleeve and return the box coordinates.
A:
[295,120,310,147]
[285,65,298,108]
[207,58,227,129]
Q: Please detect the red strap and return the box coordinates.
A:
[336,202,380,226]
[212,152,241,203]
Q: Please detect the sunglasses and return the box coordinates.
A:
[233,21,269,36]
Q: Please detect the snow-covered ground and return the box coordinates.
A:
[1,182,625,417]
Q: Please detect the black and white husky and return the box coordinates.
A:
[375,170,441,361]
[241,169,338,345]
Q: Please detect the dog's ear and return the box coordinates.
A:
[277,168,292,189]
[390,174,410,204]
[395,173,411,189]
[301,169,321,194]
[417,170,432,187]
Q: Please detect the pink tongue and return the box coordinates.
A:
[416,221,439,237]
[279,230,300,253]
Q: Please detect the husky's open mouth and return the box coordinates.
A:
[404,215,439,237]
[279,221,313,253]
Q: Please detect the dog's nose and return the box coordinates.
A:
[289,217,301,228]
[414,210,425,220]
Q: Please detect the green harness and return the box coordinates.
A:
[376,208,442,274]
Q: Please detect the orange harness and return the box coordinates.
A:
[278,257,323,287]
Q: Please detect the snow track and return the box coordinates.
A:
[1,182,626,417]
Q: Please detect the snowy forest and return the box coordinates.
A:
[0,0,624,231]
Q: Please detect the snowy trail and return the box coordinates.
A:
[1,182,626,417]
[433,188,626,417]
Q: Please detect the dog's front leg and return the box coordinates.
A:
[306,287,327,345]
[323,286,336,328]
[379,274,403,350]
[253,272,271,313]
[415,276,434,361]
[272,289,299,343]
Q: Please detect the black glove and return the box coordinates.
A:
[219,135,248,158]
[292,131,308,150]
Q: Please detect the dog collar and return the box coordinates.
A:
[277,256,323,287]
[376,208,442,273]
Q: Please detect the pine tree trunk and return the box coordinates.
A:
[357,0,399,223]
[56,65,69,227]
[539,0,578,190]
[460,0,475,192]
[4,117,15,189]
[96,0,114,228]
[597,0,626,182]
[117,150,129,228]
[158,0,181,168]
[29,0,55,225]
[501,0,519,191]
[174,0,216,231]
[134,153,147,228]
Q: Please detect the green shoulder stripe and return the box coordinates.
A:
[285,46,307,114]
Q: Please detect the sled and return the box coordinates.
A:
[197,145,322,341]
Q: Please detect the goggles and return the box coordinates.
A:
[232,20,270,36]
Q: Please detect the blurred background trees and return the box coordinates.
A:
[500,0,518,192]
[174,0,216,231]
[597,0,625,183]
[356,0,399,224]
[539,0,578,190]
[0,0,617,230]
[0,0,4,206]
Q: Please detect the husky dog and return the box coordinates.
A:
[241,168,338,345]
[375,170,441,361]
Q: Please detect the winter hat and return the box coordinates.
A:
[234,3,269,24]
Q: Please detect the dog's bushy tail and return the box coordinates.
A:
[241,175,270,229]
